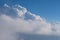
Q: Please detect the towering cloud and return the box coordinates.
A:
[0,4,60,40]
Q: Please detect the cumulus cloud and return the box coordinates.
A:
[0,4,60,40]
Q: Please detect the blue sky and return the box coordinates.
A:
[0,0,60,22]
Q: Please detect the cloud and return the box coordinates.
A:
[12,5,27,17]
[4,4,10,8]
[0,4,60,40]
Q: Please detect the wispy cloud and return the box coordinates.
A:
[0,4,60,40]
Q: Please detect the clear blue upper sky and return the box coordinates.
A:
[0,0,60,22]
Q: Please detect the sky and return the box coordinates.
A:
[0,0,60,40]
[0,0,60,21]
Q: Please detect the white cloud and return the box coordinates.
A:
[0,4,60,40]
[4,4,10,8]
[12,5,27,17]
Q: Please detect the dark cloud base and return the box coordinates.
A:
[16,33,60,40]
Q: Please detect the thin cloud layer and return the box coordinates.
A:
[0,4,60,40]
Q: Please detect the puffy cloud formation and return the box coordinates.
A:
[0,4,60,40]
